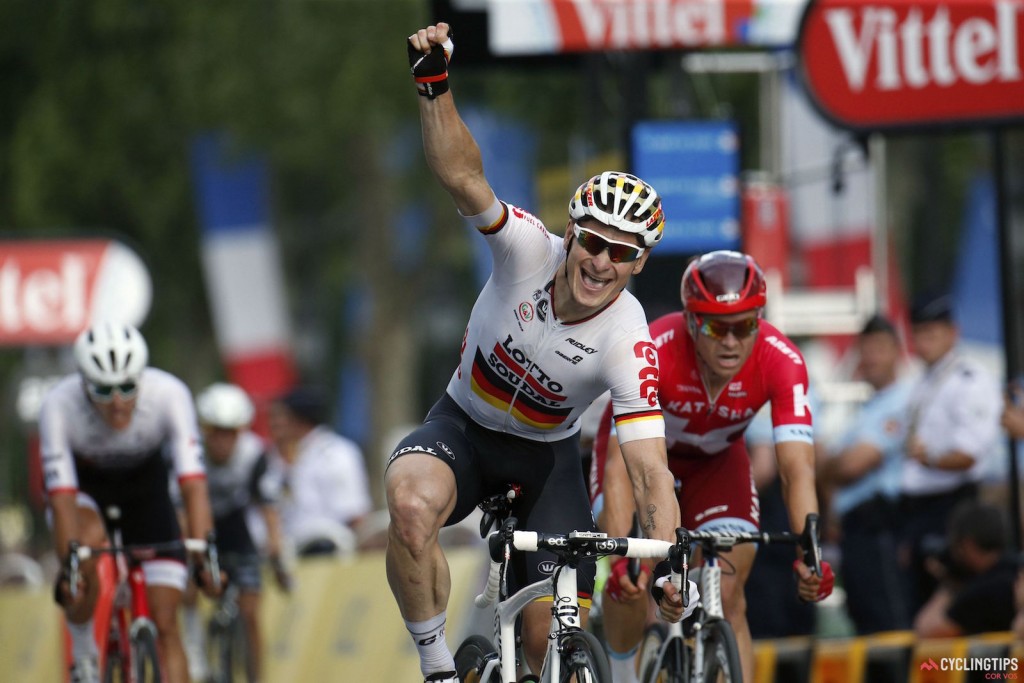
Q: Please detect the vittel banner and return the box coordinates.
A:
[798,0,1024,130]
[488,0,808,54]
[0,240,151,345]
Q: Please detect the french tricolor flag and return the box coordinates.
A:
[190,133,295,433]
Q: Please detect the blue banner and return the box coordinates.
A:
[632,121,741,254]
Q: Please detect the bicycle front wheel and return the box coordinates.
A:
[454,634,500,683]
[636,623,687,683]
[700,619,741,683]
[558,630,611,683]
[131,624,163,683]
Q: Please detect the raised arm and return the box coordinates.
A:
[408,23,494,216]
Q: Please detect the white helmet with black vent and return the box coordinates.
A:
[196,383,255,429]
[568,171,666,248]
[73,321,148,385]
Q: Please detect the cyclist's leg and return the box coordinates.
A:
[385,397,482,680]
[147,582,187,683]
[715,543,756,681]
[595,432,652,683]
[57,496,108,673]
[229,555,264,683]
[676,442,761,683]
[237,589,261,683]
[501,435,596,675]
[120,455,189,683]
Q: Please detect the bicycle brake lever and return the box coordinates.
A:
[801,513,823,576]
[206,531,222,592]
[67,541,81,601]
[672,528,691,609]
[479,510,495,539]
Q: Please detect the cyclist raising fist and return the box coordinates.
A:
[41,321,217,683]
[593,251,834,683]
[390,22,684,683]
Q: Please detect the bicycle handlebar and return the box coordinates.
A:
[671,513,824,607]
[65,536,220,600]
[475,520,677,608]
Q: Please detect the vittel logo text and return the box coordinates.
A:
[1,255,89,336]
[824,1,1023,91]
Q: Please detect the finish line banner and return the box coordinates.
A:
[488,0,809,55]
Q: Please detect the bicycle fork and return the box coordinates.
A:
[690,559,724,682]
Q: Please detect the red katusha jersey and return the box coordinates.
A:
[590,311,813,502]
[652,311,813,459]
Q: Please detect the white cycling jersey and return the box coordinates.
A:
[39,368,206,494]
[446,198,664,444]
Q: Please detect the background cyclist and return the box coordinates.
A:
[391,22,689,683]
[181,382,290,683]
[39,321,219,683]
[593,251,834,683]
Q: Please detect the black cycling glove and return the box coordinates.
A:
[407,30,454,99]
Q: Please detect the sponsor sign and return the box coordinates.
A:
[0,239,151,345]
[632,120,741,254]
[798,0,1024,130]
[488,0,809,54]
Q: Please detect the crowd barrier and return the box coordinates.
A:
[0,546,486,682]
[0,550,1017,682]
[755,630,1019,683]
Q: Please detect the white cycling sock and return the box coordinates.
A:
[68,619,98,661]
[607,645,639,683]
[183,605,204,650]
[405,612,456,677]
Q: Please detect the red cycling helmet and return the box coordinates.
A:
[681,250,767,315]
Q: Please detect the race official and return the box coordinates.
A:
[899,293,1002,613]
[821,314,913,634]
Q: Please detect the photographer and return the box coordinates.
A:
[914,500,1016,637]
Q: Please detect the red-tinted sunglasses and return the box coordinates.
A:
[573,224,645,263]
[694,314,760,340]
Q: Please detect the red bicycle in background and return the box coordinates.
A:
[66,506,219,683]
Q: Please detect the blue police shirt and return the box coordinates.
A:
[829,378,913,516]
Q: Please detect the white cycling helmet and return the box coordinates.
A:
[73,321,148,385]
[568,171,666,248]
[196,382,255,429]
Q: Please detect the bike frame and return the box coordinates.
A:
[68,516,213,683]
[639,519,820,683]
[105,524,160,683]
[474,528,676,683]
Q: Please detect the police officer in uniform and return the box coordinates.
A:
[899,294,1001,614]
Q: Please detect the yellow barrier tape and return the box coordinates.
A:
[0,587,63,682]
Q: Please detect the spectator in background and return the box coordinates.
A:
[266,387,372,556]
[819,314,912,634]
[182,383,289,683]
[899,293,1002,614]
[914,500,1016,637]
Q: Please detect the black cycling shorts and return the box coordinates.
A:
[388,393,597,599]
[74,451,186,563]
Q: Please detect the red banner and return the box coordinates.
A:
[798,0,1024,130]
[0,239,151,345]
